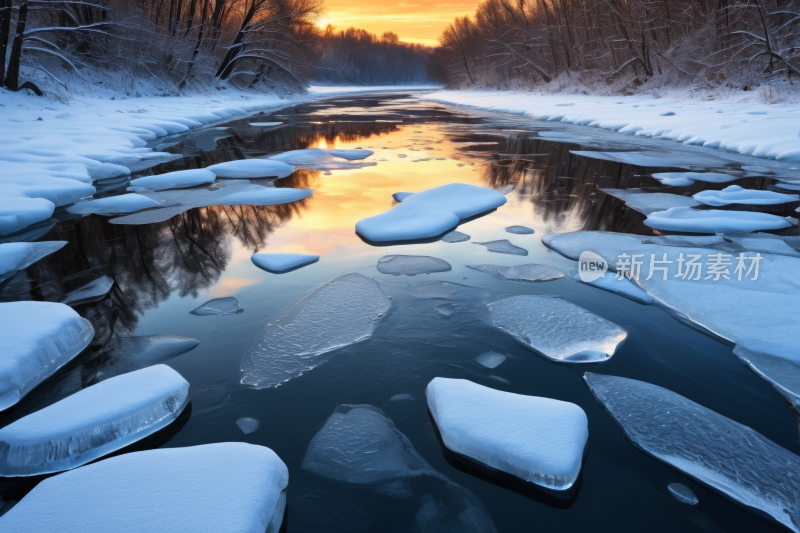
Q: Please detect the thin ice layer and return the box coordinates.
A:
[466,264,564,283]
[505,225,535,234]
[129,169,216,191]
[0,197,55,235]
[251,253,319,273]
[693,185,799,206]
[426,378,588,491]
[644,207,793,233]
[473,240,528,256]
[488,295,627,363]
[668,483,698,505]
[207,159,294,178]
[571,151,731,169]
[0,302,94,411]
[377,255,452,276]
[573,273,653,304]
[0,365,189,476]
[67,194,167,215]
[600,188,700,215]
[0,241,66,283]
[584,372,800,532]
[652,172,740,185]
[240,273,391,389]
[734,347,800,414]
[117,335,199,365]
[270,148,376,171]
[190,296,243,315]
[0,443,289,533]
[441,230,470,243]
[475,352,507,368]
[61,275,114,305]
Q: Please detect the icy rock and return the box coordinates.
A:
[475,352,507,369]
[0,241,66,283]
[584,372,800,531]
[668,483,698,505]
[67,194,166,215]
[377,255,452,276]
[207,159,294,178]
[252,253,319,273]
[356,183,507,242]
[236,417,260,435]
[441,230,470,243]
[61,275,114,305]
[505,225,535,234]
[393,192,414,202]
[0,197,55,235]
[129,169,216,191]
[117,335,199,365]
[426,378,588,493]
[0,365,189,476]
[600,188,700,215]
[644,207,793,233]
[190,296,244,315]
[573,273,653,304]
[240,273,391,389]
[466,263,564,283]
[488,295,627,363]
[652,172,740,186]
[473,240,528,256]
[0,301,94,411]
[270,148,375,171]
[693,185,799,206]
[0,443,289,533]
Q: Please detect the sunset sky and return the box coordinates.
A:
[316,0,480,46]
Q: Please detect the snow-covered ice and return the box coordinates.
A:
[0,241,66,283]
[377,255,452,276]
[466,263,564,283]
[207,159,294,178]
[505,225,535,234]
[240,273,391,388]
[652,172,741,186]
[129,169,216,191]
[441,230,470,243]
[426,378,588,493]
[393,192,414,202]
[0,442,288,532]
[251,253,319,273]
[61,275,114,305]
[473,240,528,256]
[475,352,507,369]
[585,372,800,531]
[270,148,376,171]
[356,183,507,242]
[190,296,244,315]
[0,301,94,411]
[488,295,627,363]
[116,335,199,365]
[236,417,260,435]
[0,197,55,235]
[600,188,700,215]
[693,185,799,206]
[1,175,96,207]
[573,273,654,304]
[644,207,793,233]
[668,483,698,505]
[67,194,166,215]
[0,365,189,476]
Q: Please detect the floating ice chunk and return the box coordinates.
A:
[505,225,534,234]
[441,230,470,243]
[61,275,114,306]
[0,302,94,411]
[236,417,260,435]
[668,483,698,505]
[216,187,311,205]
[693,185,799,206]
[249,122,283,127]
[117,335,199,365]
[0,365,189,476]
[652,172,739,186]
[356,183,507,242]
[641,235,726,247]
[435,303,456,316]
[473,240,528,256]
[207,159,294,178]
[377,255,452,276]
[67,194,166,215]
[426,378,588,494]
[0,175,96,207]
[475,352,507,369]
[240,273,391,388]
[252,253,319,273]
[644,207,793,233]
[390,393,414,402]
[584,372,800,531]
[0,443,288,533]
[393,192,414,202]
[573,273,653,304]
[466,264,563,283]
[734,346,800,415]
[572,151,731,169]
[270,149,375,171]
[129,169,216,191]
[600,188,700,215]
[488,295,627,363]
[0,197,55,235]
[0,241,65,283]
[190,296,244,315]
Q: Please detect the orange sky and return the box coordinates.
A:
[316,0,480,46]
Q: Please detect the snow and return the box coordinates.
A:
[207,159,294,178]
[251,253,319,273]
[505,225,535,234]
[426,378,588,493]
[466,263,565,283]
[116,335,199,365]
[128,169,217,191]
[0,241,66,283]
[393,192,414,202]
[356,183,507,242]
[488,295,627,363]
[585,372,800,531]
[473,239,528,256]
[0,442,288,532]
[573,273,654,304]
[67,193,166,215]
[377,255,452,276]
[269,148,376,171]
[475,352,507,368]
[61,275,114,305]
[0,197,55,235]
[190,296,244,315]
[240,273,391,389]
[644,207,793,233]
[0,365,189,476]
[600,188,700,215]
[668,483,698,505]
[693,185,799,206]
[236,417,260,435]
[652,172,740,186]
[441,230,470,243]
[0,301,94,411]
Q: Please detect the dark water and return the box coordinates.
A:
[1,93,797,532]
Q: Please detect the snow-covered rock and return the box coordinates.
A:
[129,169,217,191]
[475,352,507,369]
[270,148,376,171]
[600,188,700,215]
[473,240,528,256]
[0,241,66,283]
[0,302,94,411]
[573,273,653,304]
[466,263,564,283]
[61,275,114,305]
[0,442,288,532]
[668,483,698,505]
[426,378,588,494]
[488,295,627,363]
[190,296,244,315]
[644,207,793,233]
[207,159,294,178]
[0,365,189,476]
[251,253,319,273]
[377,255,452,276]
[505,225,534,234]
[67,194,166,215]
[693,185,799,206]
[0,197,55,235]
[441,230,470,243]
[236,417,260,435]
[356,183,506,242]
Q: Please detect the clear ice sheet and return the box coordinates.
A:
[734,346,800,414]
[644,207,793,233]
[236,417,260,435]
[473,240,528,256]
[377,255,452,276]
[600,188,700,215]
[117,335,199,365]
[190,296,244,315]
[0,241,66,283]
[441,230,470,243]
[466,263,564,283]
[475,352,507,369]
[668,483,698,505]
[61,275,114,305]
[505,225,535,234]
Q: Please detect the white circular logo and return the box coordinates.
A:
[578,251,608,282]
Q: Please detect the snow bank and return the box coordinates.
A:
[600,188,700,215]
[129,169,216,191]
[207,159,294,178]
[376,255,452,276]
[644,207,793,233]
[251,253,319,273]
[466,263,564,283]
[0,241,66,283]
[693,185,799,206]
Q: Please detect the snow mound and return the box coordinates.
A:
[0,443,288,533]
[208,159,294,178]
[668,483,698,505]
[190,296,244,315]
[573,273,653,304]
[426,378,588,493]
[600,188,700,215]
[475,352,507,368]
[236,417,260,434]
[61,275,114,305]
[117,335,199,365]
[644,207,793,233]
[441,230,470,243]
[652,172,739,186]
[0,302,94,411]
[473,240,528,256]
[377,255,452,276]
[356,183,506,242]
[270,148,375,171]
[129,169,216,191]
[0,365,189,476]
[466,263,564,283]
[240,273,391,389]
[0,197,55,235]
[67,194,166,215]
[584,372,800,531]
[693,185,799,206]
[393,192,414,202]
[505,225,535,234]
[488,295,627,363]
[0,241,66,283]
[252,253,319,273]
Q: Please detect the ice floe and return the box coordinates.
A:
[668,483,698,505]
[466,263,564,283]
[207,159,294,178]
[190,296,244,315]
[0,197,55,235]
[240,273,390,388]
[377,255,452,276]
[61,275,114,305]
[473,240,528,256]
[488,295,627,363]
[404,281,477,300]
[505,225,535,234]
[0,442,288,532]
[67,194,167,215]
[644,207,793,233]
[236,417,260,435]
[0,365,189,476]
[0,301,94,410]
[693,185,799,206]
[600,188,700,215]
[426,378,588,494]
[1,175,96,207]
[270,148,376,171]
[573,273,653,304]
[129,169,217,191]
[252,253,319,273]
[652,172,739,186]
[441,230,470,243]
[0,241,66,283]
[584,372,800,531]
[393,192,414,202]
[116,335,199,365]
[356,183,506,242]
[475,352,507,368]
